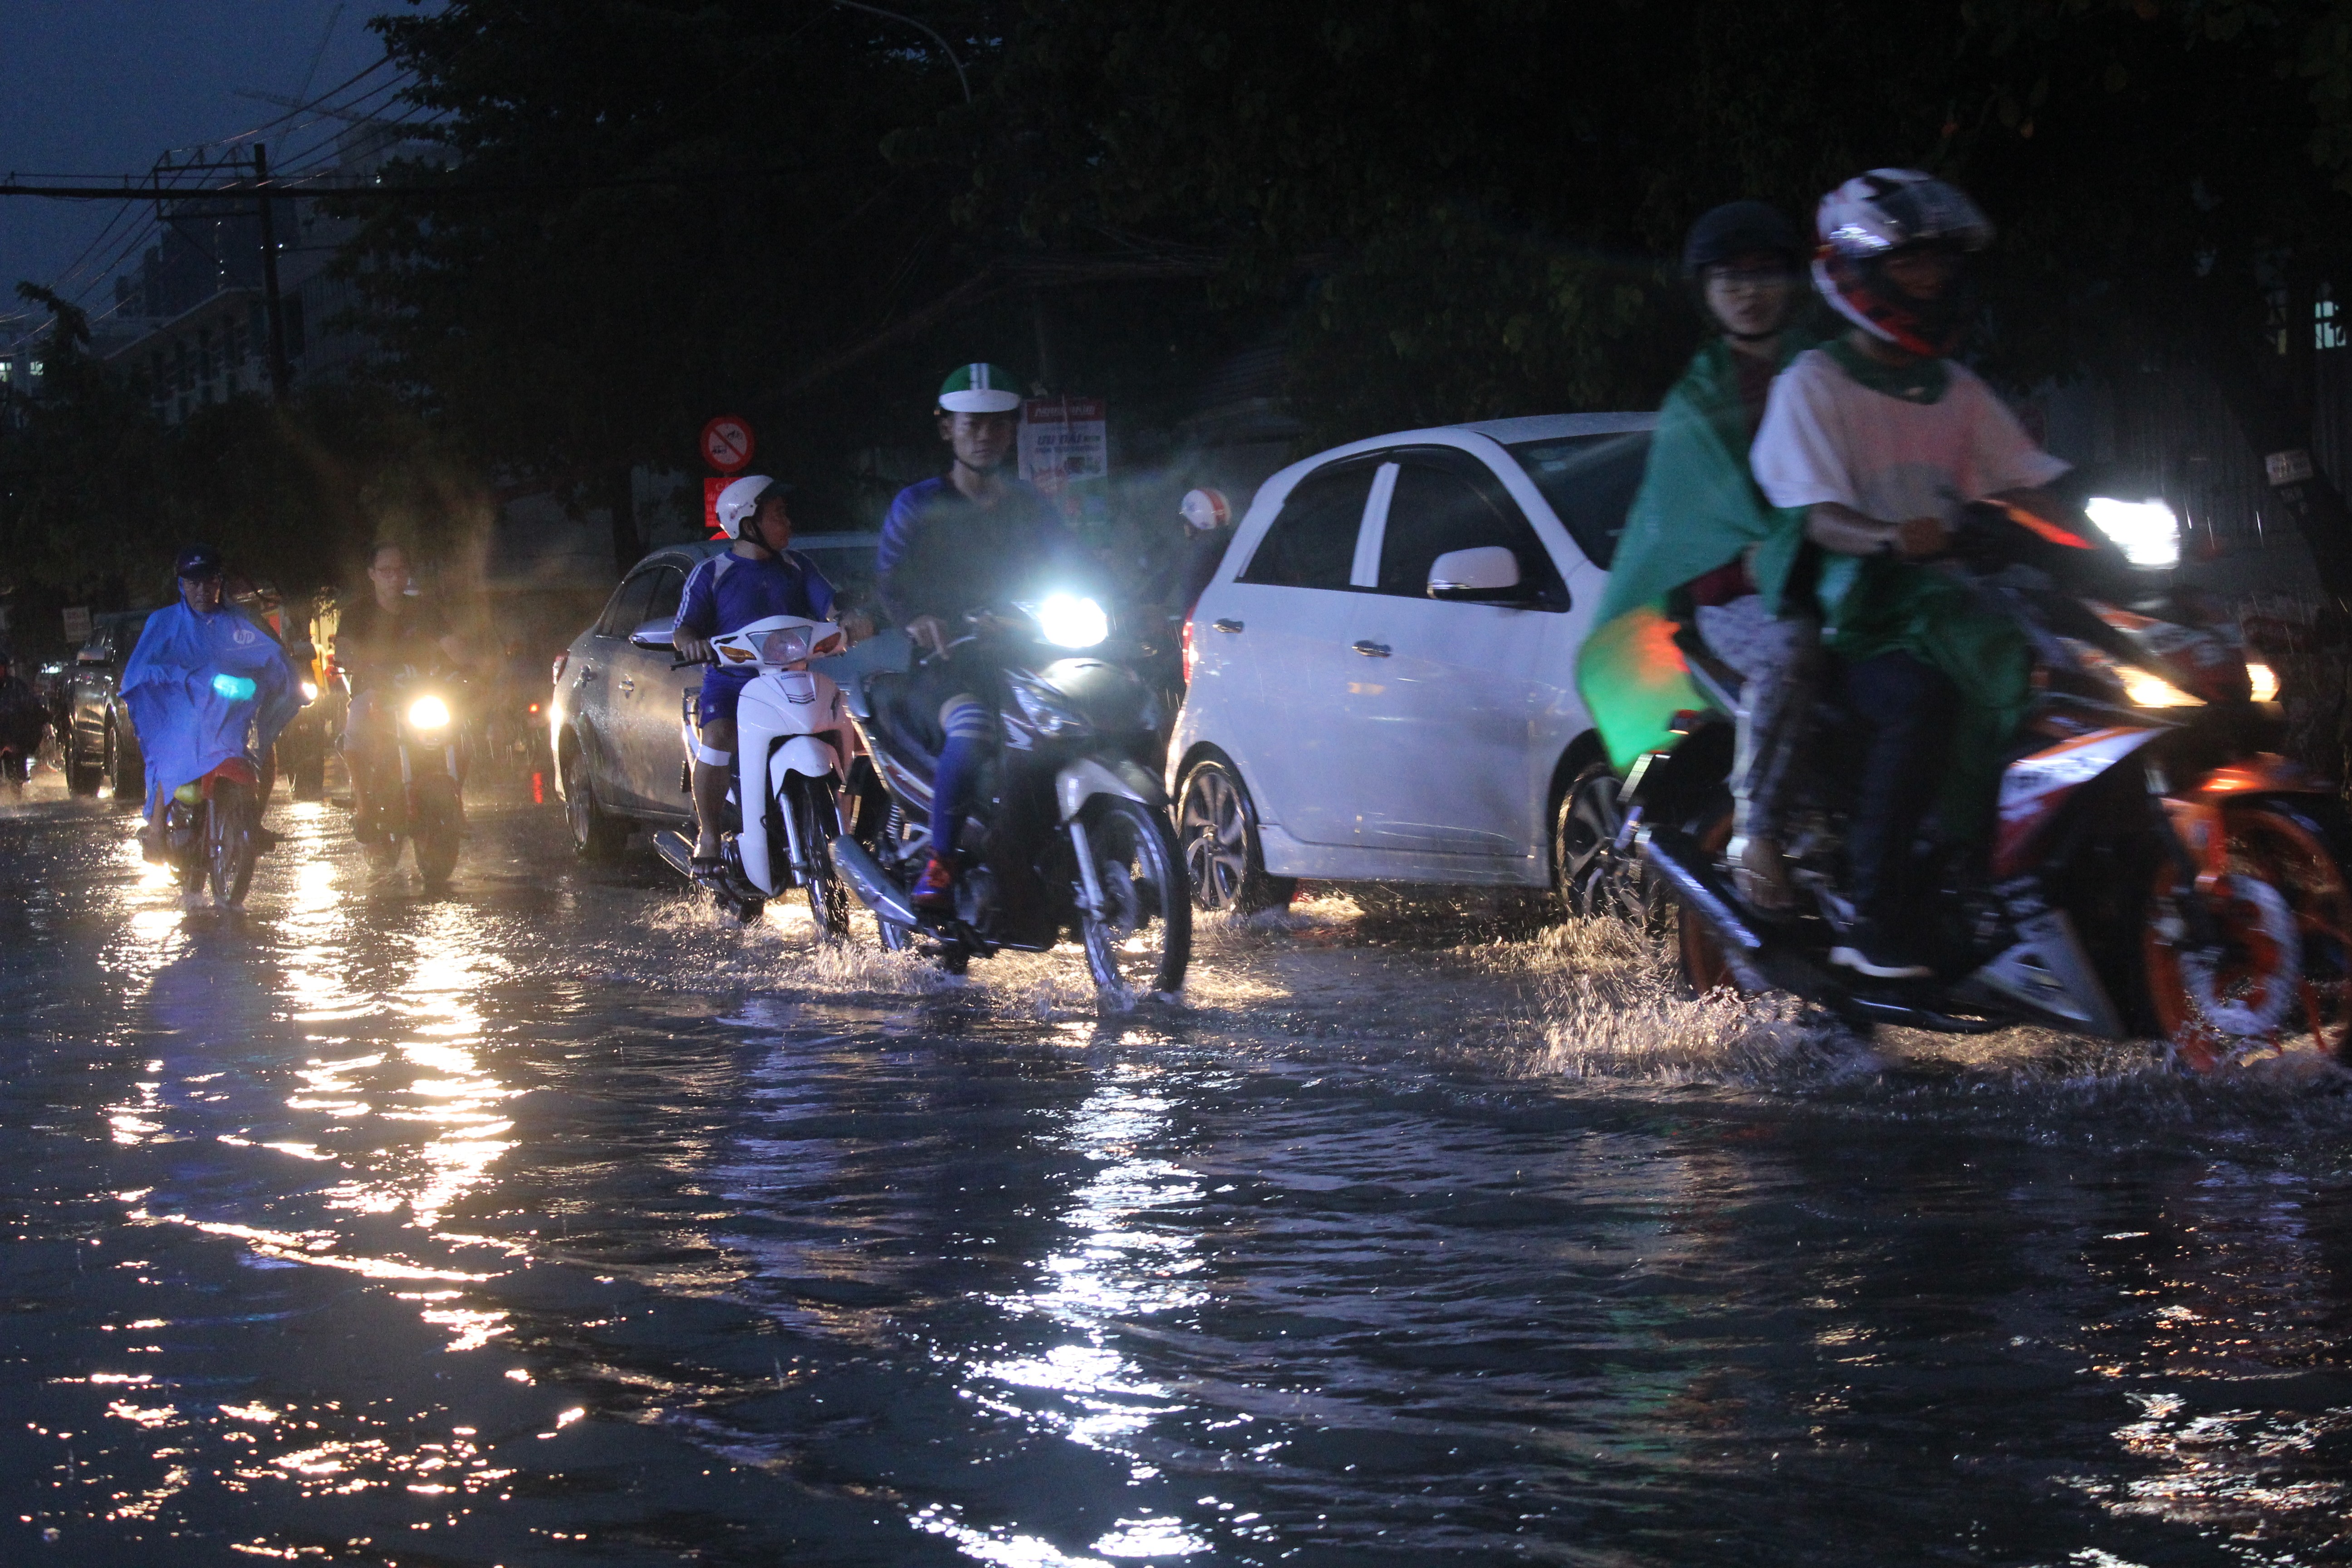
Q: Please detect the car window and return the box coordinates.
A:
[1504,431,1653,569]
[642,566,686,623]
[1374,453,1568,608]
[594,569,662,638]
[1238,463,1378,590]
[797,544,878,610]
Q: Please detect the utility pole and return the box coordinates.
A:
[253,143,292,402]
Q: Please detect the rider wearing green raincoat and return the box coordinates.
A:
[1581,201,1819,907]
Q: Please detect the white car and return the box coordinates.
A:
[1168,412,1655,911]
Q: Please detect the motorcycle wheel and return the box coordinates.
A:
[2142,799,2352,1069]
[1176,757,1294,914]
[411,778,463,890]
[787,780,852,941]
[1077,796,1191,1002]
[206,781,257,908]
[1673,799,1743,996]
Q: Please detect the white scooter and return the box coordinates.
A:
[655,614,855,934]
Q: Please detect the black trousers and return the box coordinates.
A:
[1836,650,1958,924]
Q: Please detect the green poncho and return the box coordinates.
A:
[1594,335,1813,627]
[1582,335,1810,772]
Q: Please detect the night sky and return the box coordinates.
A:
[0,0,396,343]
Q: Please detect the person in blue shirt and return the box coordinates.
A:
[672,474,869,868]
[877,363,1084,908]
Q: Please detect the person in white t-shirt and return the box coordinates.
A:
[1750,169,2072,980]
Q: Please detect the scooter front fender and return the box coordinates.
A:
[1054,756,1165,823]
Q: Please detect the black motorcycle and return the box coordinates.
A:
[830,595,1191,1003]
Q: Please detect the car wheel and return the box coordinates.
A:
[65,731,101,796]
[563,743,630,863]
[1555,761,1646,921]
[105,719,142,802]
[1177,756,1294,914]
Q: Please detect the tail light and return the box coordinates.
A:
[1181,615,1197,684]
[551,650,568,686]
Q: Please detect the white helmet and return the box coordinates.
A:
[715,474,778,539]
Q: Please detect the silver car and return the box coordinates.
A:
[549,532,904,859]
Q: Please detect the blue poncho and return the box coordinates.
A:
[120,602,299,807]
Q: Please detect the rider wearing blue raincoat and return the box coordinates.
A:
[124,546,300,858]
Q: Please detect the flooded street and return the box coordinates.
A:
[6,771,2352,1567]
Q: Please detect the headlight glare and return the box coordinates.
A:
[407,695,452,730]
[299,680,319,703]
[1035,593,1109,649]
[2121,667,2204,708]
[2084,496,2181,568]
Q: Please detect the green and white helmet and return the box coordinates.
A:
[936,362,1023,414]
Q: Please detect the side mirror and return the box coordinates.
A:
[77,646,107,664]
[628,616,676,650]
[1427,545,1525,602]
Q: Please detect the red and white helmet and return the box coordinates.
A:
[1812,168,1994,356]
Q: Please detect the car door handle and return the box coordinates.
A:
[616,676,636,696]
[576,665,598,681]
[1213,618,1244,633]
[1352,640,1391,657]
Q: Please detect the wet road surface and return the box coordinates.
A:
[6,768,2352,1565]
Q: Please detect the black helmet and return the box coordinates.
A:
[1681,201,1805,280]
[173,543,225,581]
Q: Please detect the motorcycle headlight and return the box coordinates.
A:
[2246,660,2279,703]
[2121,667,2204,708]
[299,680,319,704]
[1006,672,1091,737]
[1035,593,1109,649]
[2084,496,2181,569]
[407,694,452,730]
[759,627,812,666]
[210,672,256,702]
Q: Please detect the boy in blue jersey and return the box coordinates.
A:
[673,474,869,866]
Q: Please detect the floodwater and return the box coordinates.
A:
[5,768,2352,1567]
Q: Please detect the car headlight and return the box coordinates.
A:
[1034,593,1109,649]
[2246,660,2279,703]
[299,680,319,703]
[407,694,452,730]
[210,672,256,702]
[2122,667,2204,708]
[2084,496,2180,568]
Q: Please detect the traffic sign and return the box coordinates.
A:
[701,415,755,474]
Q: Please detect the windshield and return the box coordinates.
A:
[1506,431,1651,570]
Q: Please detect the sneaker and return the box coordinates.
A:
[911,855,957,911]
[1828,920,1934,980]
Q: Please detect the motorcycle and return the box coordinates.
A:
[1584,501,2352,1069]
[653,613,855,935]
[356,670,468,887]
[832,593,1191,1002]
[155,673,274,907]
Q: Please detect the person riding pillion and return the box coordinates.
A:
[875,363,1085,910]
[672,473,870,870]
[1749,168,2070,980]
[1594,199,1821,910]
[122,545,300,862]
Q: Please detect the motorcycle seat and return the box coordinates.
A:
[857,670,942,784]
